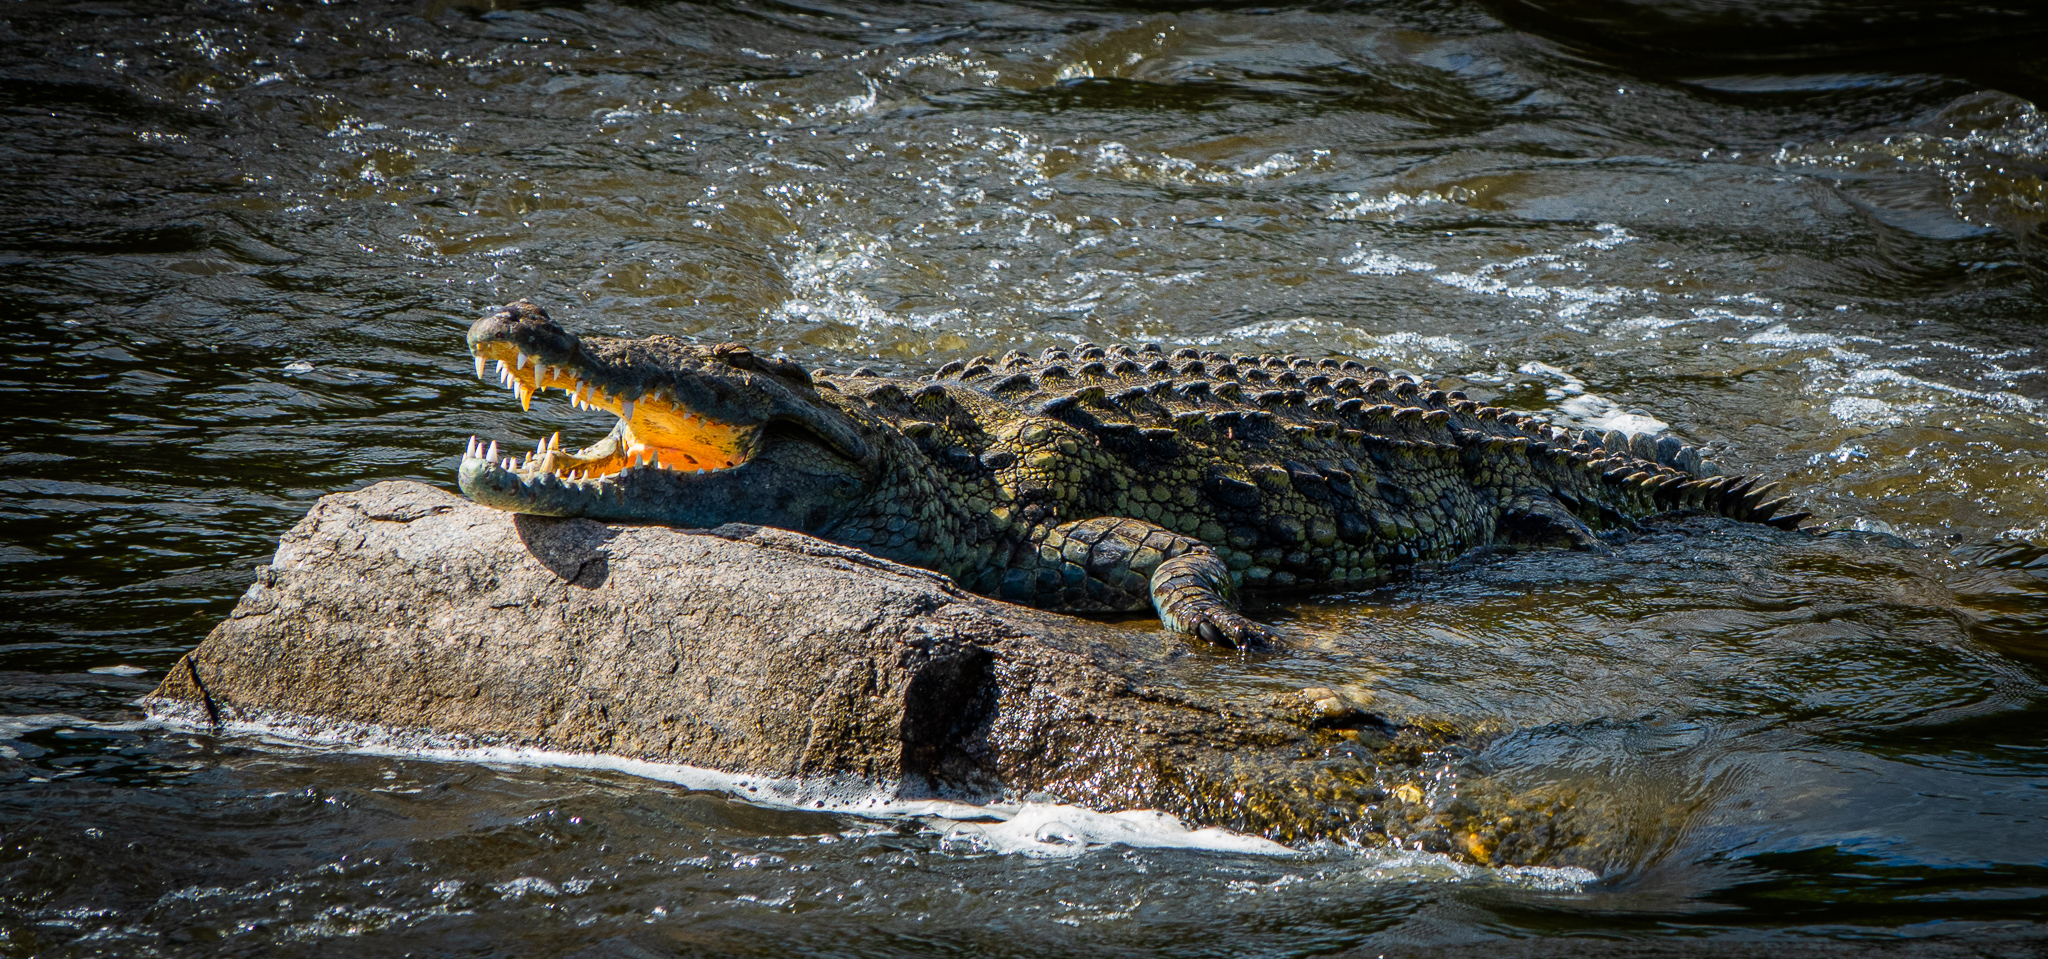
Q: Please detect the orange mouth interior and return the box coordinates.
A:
[472,343,757,481]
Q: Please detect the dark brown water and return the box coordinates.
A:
[4,1,2048,955]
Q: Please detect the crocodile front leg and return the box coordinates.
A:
[1016,516,1276,648]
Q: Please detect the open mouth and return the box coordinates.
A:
[461,341,761,486]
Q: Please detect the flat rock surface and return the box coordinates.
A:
[146,481,1582,862]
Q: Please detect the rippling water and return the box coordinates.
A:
[4,1,2048,955]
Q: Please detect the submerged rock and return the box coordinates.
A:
[145,481,1587,864]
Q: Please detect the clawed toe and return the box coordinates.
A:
[1192,611,1275,649]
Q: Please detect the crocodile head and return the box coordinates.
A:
[457,299,877,530]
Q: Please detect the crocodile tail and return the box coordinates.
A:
[1448,401,1816,533]
[1567,430,1814,532]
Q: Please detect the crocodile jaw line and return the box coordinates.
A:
[462,343,760,487]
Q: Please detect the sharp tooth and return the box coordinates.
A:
[475,356,486,379]
[502,457,514,470]
[535,439,546,457]
[549,431,561,451]
[485,440,499,462]
[533,362,546,390]
[517,382,533,411]
[622,398,636,421]
[496,360,507,377]
[515,352,527,370]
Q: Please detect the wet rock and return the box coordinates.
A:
[145,481,1585,862]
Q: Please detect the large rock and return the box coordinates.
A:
[145,481,1581,862]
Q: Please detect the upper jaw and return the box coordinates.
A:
[457,300,873,509]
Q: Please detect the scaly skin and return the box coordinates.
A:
[456,300,1812,646]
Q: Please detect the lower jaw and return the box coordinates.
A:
[457,456,647,517]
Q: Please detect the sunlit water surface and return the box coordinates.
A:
[3,1,2047,955]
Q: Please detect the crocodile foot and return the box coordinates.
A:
[1186,604,1278,649]
[1152,550,1275,648]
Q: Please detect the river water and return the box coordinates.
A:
[4,1,2048,955]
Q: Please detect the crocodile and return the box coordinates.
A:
[456,299,1812,646]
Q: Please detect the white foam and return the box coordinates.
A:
[1746,325,1848,350]
[1324,188,1468,220]
[0,712,91,739]
[1844,367,2038,414]
[1829,396,1908,428]
[936,803,1291,858]
[139,701,1296,858]
[0,712,96,761]
[1515,362,1671,436]
[1092,142,1326,188]
[1568,223,1635,251]
[770,233,903,331]
[1554,394,1669,436]
[1342,247,1437,275]
[1268,847,1600,893]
